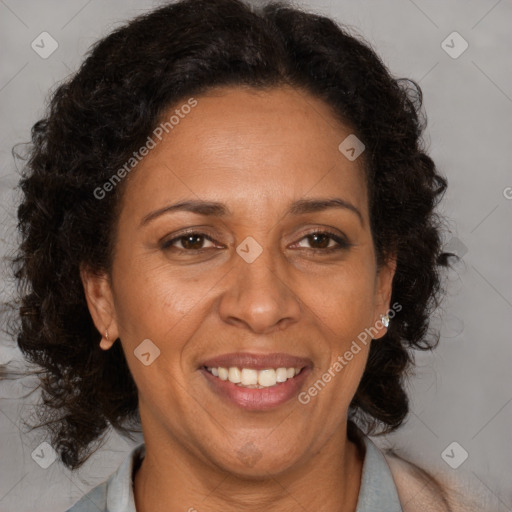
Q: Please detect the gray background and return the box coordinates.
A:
[0,0,511,511]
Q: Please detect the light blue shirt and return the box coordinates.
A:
[67,433,403,511]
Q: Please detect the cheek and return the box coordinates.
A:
[302,263,376,336]
[111,264,203,403]
[299,260,376,394]
[111,261,224,399]
[112,253,210,338]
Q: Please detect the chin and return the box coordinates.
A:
[206,443,301,479]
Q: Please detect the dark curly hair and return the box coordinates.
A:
[8,0,455,470]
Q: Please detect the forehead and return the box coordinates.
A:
[121,85,368,221]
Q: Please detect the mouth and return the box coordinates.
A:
[198,352,312,410]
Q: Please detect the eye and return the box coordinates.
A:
[161,232,221,252]
[293,230,352,253]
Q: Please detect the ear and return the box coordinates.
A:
[372,253,397,340]
[80,263,118,350]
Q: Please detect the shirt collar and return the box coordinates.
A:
[105,443,145,512]
[353,430,404,511]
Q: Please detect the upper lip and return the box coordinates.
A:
[201,352,312,370]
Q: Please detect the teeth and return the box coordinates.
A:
[206,366,301,387]
[241,368,258,385]
[276,367,288,382]
[258,369,276,387]
[228,367,241,383]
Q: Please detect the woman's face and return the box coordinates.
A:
[83,85,395,475]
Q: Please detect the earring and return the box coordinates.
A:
[380,314,390,328]
[105,330,109,341]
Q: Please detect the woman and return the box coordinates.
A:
[10,0,480,510]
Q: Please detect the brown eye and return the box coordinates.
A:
[294,230,351,253]
[304,233,332,249]
[161,232,217,252]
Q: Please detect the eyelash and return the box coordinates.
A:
[161,229,352,255]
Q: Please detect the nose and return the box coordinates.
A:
[217,247,302,335]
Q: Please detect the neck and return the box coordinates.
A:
[133,423,365,512]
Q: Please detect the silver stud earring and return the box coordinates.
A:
[105,330,109,341]
[380,314,390,328]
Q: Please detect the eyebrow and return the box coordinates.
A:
[139,197,363,227]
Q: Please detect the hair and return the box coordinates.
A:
[6,0,456,470]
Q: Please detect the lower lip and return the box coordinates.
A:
[200,367,310,410]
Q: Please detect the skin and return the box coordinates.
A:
[81,84,396,512]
